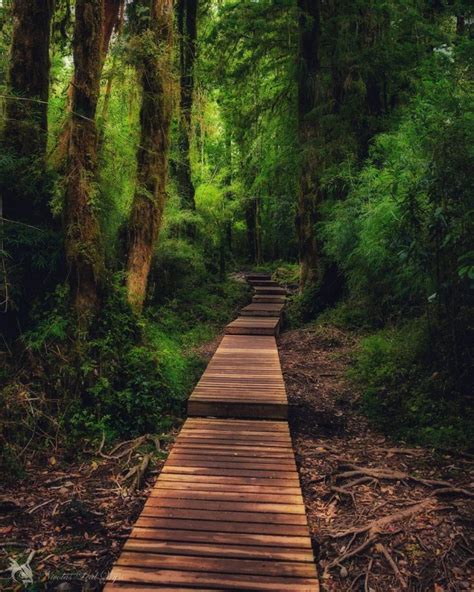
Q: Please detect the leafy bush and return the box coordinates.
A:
[350,319,473,449]
[1,271,247,467]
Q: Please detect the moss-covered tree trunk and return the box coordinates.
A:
[296,0,320,289]
[245,197,257,264]
[3,0,52,162]
[64,0,105,323]
[126,0,173,313]
[54,0,121,167]
[175,0,197,210]
[1,0,53,324]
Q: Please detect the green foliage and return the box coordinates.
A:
[1,271,247,467]
[350,319,473,449]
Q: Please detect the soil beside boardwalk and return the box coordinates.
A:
[280,325,473,592]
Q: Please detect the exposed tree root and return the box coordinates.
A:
[331,499,434,538]
[335,462,474,497]
[376,542,408,589]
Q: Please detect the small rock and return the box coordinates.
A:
[339,565,348,578]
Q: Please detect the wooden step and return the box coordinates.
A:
[255,286,288,296]
[248,279,280,287]
[240,303,284,317]
[253,295,286,304]
[225,316,280,336]
[245,273,271,281]
[188,335,287,419]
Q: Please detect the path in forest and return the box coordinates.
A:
[105,274,319,591]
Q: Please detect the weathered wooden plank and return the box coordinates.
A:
[134,516,309,536]
[143,498,305,515]
[241,302,285,317]
[153,480,302,494]
[225,316,280,336]
[128,527,312,548]
[247,279,280,287]
[148,489,303,504]
[115,552,317,577]
[123,540,314,562]
[107,566,318,591]
[254,286,287,295]
[252,294,286,303]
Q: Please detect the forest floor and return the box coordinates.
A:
[280,325,474,592]
[1,326,472,591]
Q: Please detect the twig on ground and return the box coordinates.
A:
[27,499,54,514]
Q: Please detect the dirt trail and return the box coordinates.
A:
[279,325,473,592]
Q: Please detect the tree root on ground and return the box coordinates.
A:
[331,499,434,539]
[335,462,474,497]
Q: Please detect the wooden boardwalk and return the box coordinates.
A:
[105,274,319,591]
[187,335,287,419]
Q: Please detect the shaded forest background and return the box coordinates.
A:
[0,0,473,473]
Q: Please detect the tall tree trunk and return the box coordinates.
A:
[3,0,53,206]
[98,0,125,151]
[175,0,197,210]
[126,0,173,313]
[1,0,53,324]
[64,0,105,323]
[103,0,122,55]
[296,0,320,289]
[54,0,122,167]
[245,197,257,264]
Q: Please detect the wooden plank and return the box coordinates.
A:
[107,567,318,591]
[128,528,312,549]
[116,552,317,577]
[254,286,287,295]
[245,272,271,281]
[225,316,280,336]
[148,490,303,504]
[253,294,286,303]
[247,279,280,287]
[134,517,309,536]
[153,481,302,494]
[123,540,314,562]
[156,474,299,486]
[184,418,288,431]
[240,302,284,317]
[143,498,305,515]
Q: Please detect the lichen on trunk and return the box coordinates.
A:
[126,0,174,314]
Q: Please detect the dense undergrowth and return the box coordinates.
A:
[0,269,248,475]
[284,42,474,451]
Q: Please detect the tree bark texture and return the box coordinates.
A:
[126,0,174,313]
[175,0,197,210]
[64,0,105,323]
[3,0,53,160]
[297,0,320,288]
[1,0,53,324]
[245,197,257,264]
